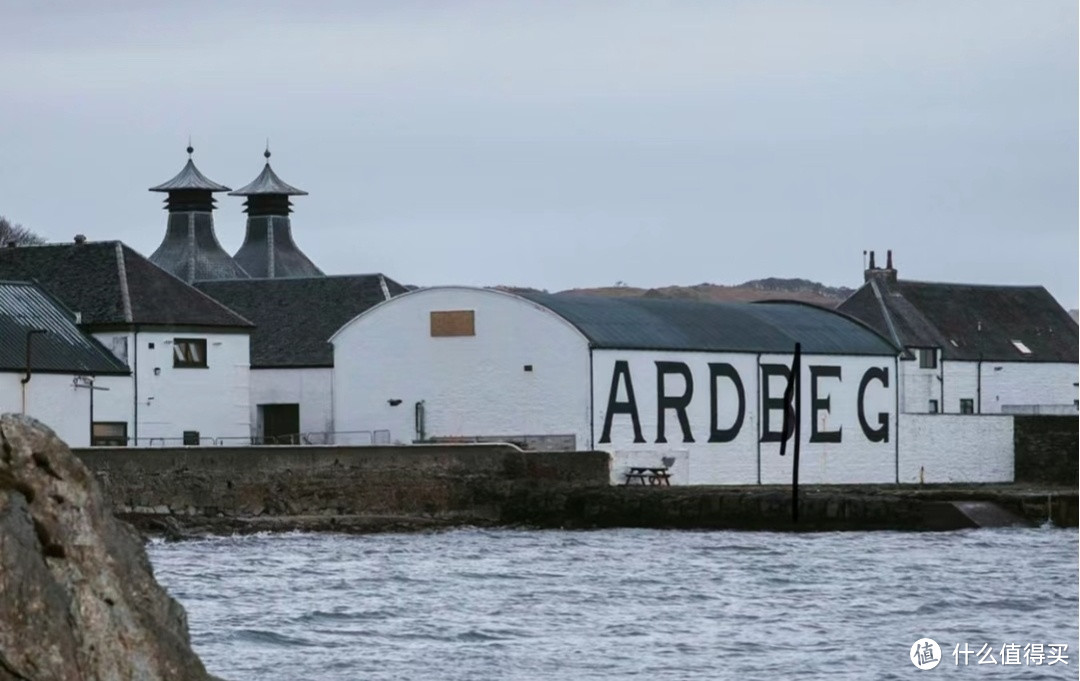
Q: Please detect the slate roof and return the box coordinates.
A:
[231,218,325,279]
[148,213,251,282]
[0,242,252,329]
[196,275,408,368]
[230,162,307,196]
[148,158,231,193]
[838,278,1079,362]
[516,292,899,356]
[0,281,129,374]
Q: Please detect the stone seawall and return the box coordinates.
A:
[1014,415,1079,485]
[74,444,611,533]
[74,446,1077,534]
[505,485,1078,531]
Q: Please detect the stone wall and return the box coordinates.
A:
[503,485,1078,530]
[1014,415,1078,486]
[71,441,1078,534]
[74,444,611,524]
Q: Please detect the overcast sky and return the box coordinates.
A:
[2,1,1076,306]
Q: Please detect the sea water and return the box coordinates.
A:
[148,527,1078,680]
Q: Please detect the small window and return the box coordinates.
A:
[91,422,127,447]
[173,338,207,368]
[430,310,475,337]
[960,399,974,415]
[918,348,937,369]
[1010,340,1032,355]
[928,399,939,414]
[108,336,129,363]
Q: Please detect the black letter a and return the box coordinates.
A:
[599,360,645,444]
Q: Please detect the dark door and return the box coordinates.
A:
[261,404,300,444]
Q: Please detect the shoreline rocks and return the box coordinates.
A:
[0,414,222,681]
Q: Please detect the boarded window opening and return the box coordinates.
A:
[430,310,475,337]
[91,422,127,447]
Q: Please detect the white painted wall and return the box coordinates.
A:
[250,368,334,439]
[90,332,135,432]
[332,287,591,446]
[592,350,898,485]
[899,352,1077,416]
[899,350,942,413]
[898,414,1014,483]
[758,353,896,485]
[980,362,1078,414]
[940,360,1078,415]
[942,361,978,414]
[594,350,758,485]
[0,373,92,447]
[91,329,251,445]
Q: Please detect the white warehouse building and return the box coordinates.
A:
[331,287,922,485]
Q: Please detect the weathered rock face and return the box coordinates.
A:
[0,414,220,681]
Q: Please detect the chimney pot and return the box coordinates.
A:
[869,250,876,269]
[886,249,893,269]
[74,234,87,244]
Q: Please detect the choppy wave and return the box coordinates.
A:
[149,527,1078,681]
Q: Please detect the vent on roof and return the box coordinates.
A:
[1010,340,1032,355]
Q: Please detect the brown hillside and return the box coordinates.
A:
[498,279,854,307]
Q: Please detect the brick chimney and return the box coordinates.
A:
[864,249,898,285]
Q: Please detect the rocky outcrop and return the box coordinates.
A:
[0,414,220,681]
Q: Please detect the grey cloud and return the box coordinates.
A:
[0,0,1075,304]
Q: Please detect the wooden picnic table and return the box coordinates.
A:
[623,466,672,486]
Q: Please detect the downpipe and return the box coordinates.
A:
[20,328,48,414]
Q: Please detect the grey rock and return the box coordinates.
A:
[0,413,222,681]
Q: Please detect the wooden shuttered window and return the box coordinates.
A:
[430,310,475,337]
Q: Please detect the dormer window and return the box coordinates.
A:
[1010,340,1032,355]
[173,338,207,368]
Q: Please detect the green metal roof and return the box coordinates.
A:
[517,292,899,356]
[0,281,129,374]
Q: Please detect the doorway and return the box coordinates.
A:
[259,404,300,444]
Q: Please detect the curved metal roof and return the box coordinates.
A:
[149,158,231,193]
[516,292,899,356]
[229,163,307,196]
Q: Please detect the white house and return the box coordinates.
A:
[0,281,129,447]
[328,286,948,485]
[840,251,1079,416]
[0,241,253,445]
[197,274,405,444]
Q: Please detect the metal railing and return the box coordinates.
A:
[97,429,394,447]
